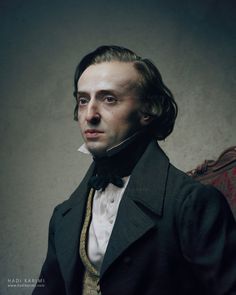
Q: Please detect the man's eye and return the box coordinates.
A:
[78,97,89,105]
[104,96,117,103]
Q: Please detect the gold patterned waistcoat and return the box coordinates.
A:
[79,188,102,295]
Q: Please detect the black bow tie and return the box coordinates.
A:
[89,174,124,191]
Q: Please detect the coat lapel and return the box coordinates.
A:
[100,195,156,277]
[55,163,95,283]
[101,140,170,277]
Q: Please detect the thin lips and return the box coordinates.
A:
[84,129,103,134]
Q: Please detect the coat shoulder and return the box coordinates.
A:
[166,163,229,215]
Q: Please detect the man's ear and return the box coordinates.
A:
[140,114,154,126]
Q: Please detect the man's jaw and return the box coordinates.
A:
[87,131,145,158]
[106,131,141,156]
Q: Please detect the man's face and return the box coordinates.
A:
[77,61,148,157]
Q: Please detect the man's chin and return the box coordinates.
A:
[86,143,107,157]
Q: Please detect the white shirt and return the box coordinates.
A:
[78,144,130,271]
[88,178,130,271]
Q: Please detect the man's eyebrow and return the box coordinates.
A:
[97,90,119,96]
[76,91,89,96]
[77,89,120,96]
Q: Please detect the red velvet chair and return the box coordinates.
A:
[187,146,236,219]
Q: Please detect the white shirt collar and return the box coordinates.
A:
[77,144,91,155]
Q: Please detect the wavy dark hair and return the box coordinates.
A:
[73,45,178,140]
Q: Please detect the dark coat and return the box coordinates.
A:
[33,141,236,295]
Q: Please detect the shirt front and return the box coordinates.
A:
[78,144,130,271]
[88,177,130,271]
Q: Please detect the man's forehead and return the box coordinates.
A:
[77,61,140,91]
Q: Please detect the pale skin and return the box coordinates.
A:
[76,61,151,157]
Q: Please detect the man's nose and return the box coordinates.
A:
[85,99,101,124]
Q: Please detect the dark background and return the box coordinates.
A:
[0,0,235,294]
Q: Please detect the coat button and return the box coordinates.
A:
[123,256,131,264]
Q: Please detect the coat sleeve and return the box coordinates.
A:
[32,208,66,295]
[178,185,236,294]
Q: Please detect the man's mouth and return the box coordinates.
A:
[84,129,104,139]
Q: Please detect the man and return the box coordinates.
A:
[33,45,236,295]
